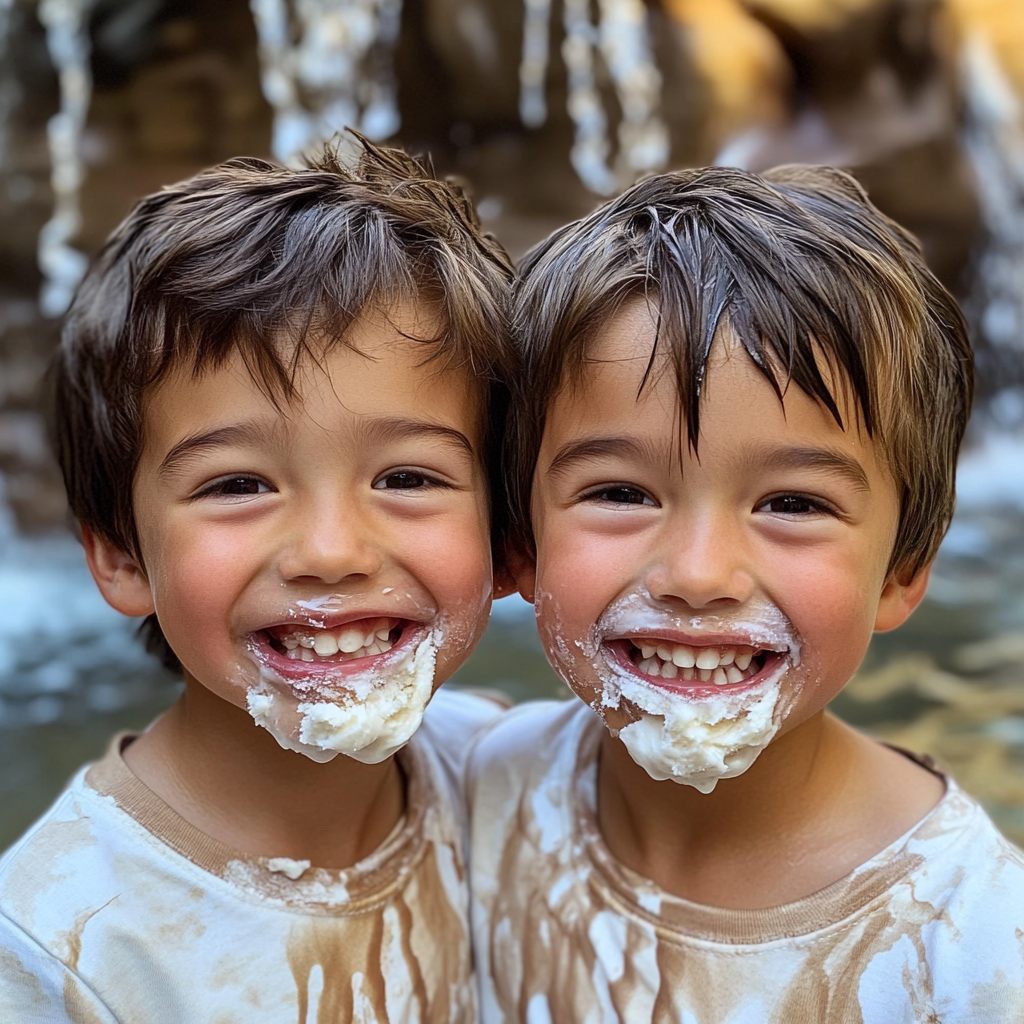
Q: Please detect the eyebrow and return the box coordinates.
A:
[158,421,281,477]
[744,443,871,492]
[546,435,665,478]
[355,416,476,456]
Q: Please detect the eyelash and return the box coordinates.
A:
[579,484,656,507]
[756,493,838,517]
[372,469,452,491]
[192,469,454,499]
[193,475,273,500]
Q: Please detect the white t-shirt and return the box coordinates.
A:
[469,700,1024,1024]
[0,687,504,1024]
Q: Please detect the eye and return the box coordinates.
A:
[583,484,656,507]
[373,470,447,491]
[757,494,830,516]
[196,475,273,499]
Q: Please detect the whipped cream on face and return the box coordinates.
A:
[542,590,802,793]
[245,627,439,764]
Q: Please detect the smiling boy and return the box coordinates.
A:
[469,166,1024,1021]
[0,140,513,1021]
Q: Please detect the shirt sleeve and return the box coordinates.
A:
[0,913,119,1024]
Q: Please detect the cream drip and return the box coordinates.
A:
[540,589,803,793]
[245,629,438,764]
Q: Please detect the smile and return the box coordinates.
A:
[259,617,407,666]
[608,638,787,688]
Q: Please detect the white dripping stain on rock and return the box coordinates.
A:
[37,0,96,316]
[519,0,668,195]
[248,0,402,164]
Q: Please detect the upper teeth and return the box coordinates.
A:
[634,642,760,685]
[276,620,396,662]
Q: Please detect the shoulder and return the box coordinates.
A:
[469,698,590,778]
[0,766,104,888]
[467,699,595,822]
[899,782,1024,943]
[863,785,1024,1015]
[416,686,509,767]
[408,686,511,806]
[0,765,135,982]
[0,911,116,1022]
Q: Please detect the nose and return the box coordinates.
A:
[277,494,383,585]
[644,509,754,611]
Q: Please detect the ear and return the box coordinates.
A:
[81,525,156,618]
[504,540,538,605]
[874,561,931,633]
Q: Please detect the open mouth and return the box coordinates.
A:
[611,638,782,688]
[260,617,407,666]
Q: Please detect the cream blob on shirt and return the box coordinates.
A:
[0,688,505,1024]
[468,700,1024,1024]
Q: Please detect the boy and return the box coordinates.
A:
[469,165,1024,1021]
[0,139,514,1022]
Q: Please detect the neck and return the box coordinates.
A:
[597,710,944,909]
[122,677,404,869]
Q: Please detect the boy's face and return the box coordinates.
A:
[93,303,494,759]
[518,299,927,785]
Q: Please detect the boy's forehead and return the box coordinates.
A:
[569,297,868,435]
[140,309,485,456]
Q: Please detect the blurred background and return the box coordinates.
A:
[2,0,1024,850]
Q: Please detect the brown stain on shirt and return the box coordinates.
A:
[471,701,1024,1024]
[287,840,472,1023]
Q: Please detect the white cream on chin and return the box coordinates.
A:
[245,630,438,764]
[614,669,788,793]
[540,590,802,793]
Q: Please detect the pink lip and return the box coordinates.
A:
[603,640,788,697]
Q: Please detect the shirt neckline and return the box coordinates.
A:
[570,707,974,945]
[85,731,432,913]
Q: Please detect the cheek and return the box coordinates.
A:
[142,523,258,649]
[394,508,494,683]
[534,523,640,632]
[770,550,880,701]
[532,525,637,704]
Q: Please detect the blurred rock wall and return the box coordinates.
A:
[1,0,1023,533]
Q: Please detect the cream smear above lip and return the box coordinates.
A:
[543,590,803,793]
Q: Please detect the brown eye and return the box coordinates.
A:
[376,471,427,490]
[766,495,816,514]
[588,485,654,506]
[197,475,272,499]
[220,477,264,495]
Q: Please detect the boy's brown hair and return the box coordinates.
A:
[53,136,514,671]
[510,164,973,580]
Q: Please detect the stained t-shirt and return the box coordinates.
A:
[0,687,505,1024]
[468,699,1024,1024]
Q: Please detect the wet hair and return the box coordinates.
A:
[510,164,973,578]
[52,135,514,672]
